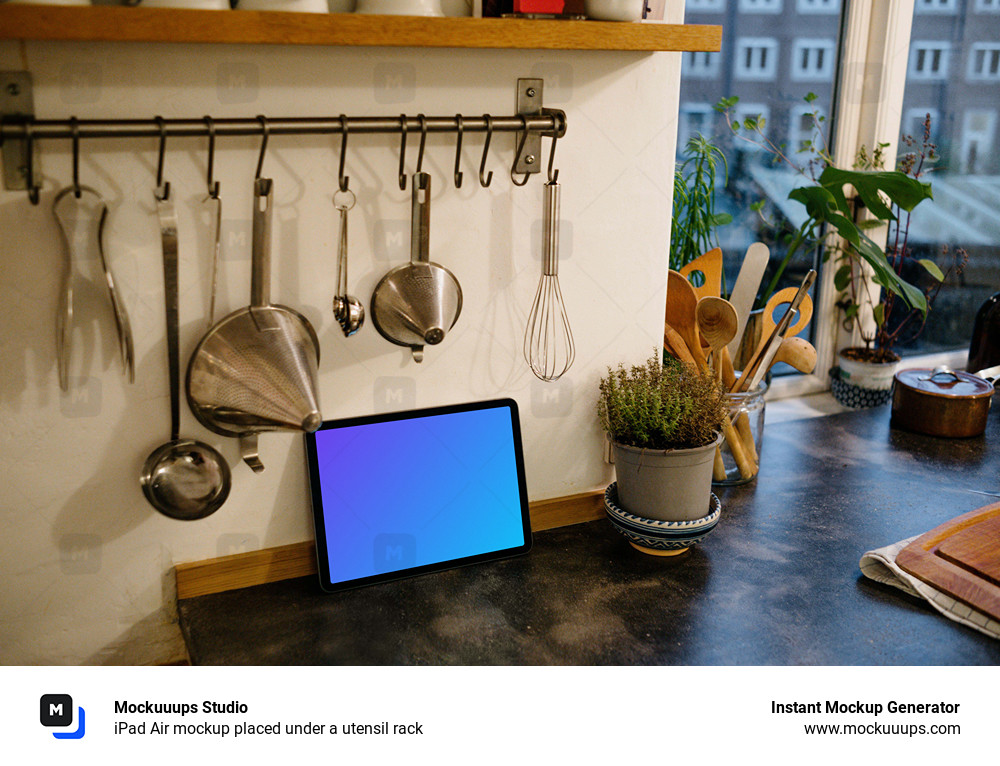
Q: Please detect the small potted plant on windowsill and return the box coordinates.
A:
[598,354,726,525]
[717,97,964,407]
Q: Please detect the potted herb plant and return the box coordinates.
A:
[598,354,727,522]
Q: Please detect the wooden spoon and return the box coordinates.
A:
[666,270,706,369]
[770,336,817,375]
[668,272,754,480]
[696,296,738,382]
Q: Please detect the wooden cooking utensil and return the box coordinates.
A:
[664,322,698,370]
[696,296,738,382]
[736,270,816,393]
[761,286,814,341]
[726,243,769,359]
[679,247,723,301]
[770,336,817,375]
[896,502,1000,623]
[666,270,707,369]
[667,273,753,480]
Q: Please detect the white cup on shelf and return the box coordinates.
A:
[236,0,329,11]
[354,0,445,15]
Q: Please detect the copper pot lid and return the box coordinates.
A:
[894,366,994,399]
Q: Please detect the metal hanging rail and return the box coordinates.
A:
[0,113,566,141]
[0,77,566,203]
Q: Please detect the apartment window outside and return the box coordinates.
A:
[894,2,1000,358]
[796,0,838,13]
[687,0,726,9]
[739,0,782,11]
[968,43,1000,81]
[788,105,827,153]
[903,107,941,144]
[678,104,716,152]
[791,39,836,81]
[735,38,779,80]
[683,51,721,79]
[915,0,957,12]
[909,42,951,80]
[974,0,1000,11]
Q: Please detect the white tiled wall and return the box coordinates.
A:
[0,32,682,664]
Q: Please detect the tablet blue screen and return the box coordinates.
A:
[311,405,528,586]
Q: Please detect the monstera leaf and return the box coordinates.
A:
[787,168,935,315]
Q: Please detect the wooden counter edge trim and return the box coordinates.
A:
[0,7,721,52]
[174,488,605,600]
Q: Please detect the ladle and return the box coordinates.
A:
[696,296,738,383]
[140,187,231,520]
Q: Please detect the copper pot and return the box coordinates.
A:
[891,367,994,438]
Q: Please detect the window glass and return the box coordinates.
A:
[893,2,1000,357]
[679,0,846,365]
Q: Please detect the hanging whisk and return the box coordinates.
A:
[524,178,575,381]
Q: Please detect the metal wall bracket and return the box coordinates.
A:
[1,71,35,193]
[514,78,565,176]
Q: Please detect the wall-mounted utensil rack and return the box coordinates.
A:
[0,76,566,202]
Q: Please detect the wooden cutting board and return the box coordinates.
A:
[897,502,1000,621]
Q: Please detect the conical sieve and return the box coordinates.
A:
[186,178,322,471]
[370,172,462,363]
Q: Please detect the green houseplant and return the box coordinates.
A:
[598,354,727,522]
[717,96,962,403]
[670,134,733,275]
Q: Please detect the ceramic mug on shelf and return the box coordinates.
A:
[583,0,645,21]
[354,0,445,15]
[128,0,230,8]
[235,0,329,10]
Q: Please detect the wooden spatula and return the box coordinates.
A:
[679,247,723,300]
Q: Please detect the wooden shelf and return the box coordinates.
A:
[0,6,721,52]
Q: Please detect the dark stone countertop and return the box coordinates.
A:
[178,405,1000,665]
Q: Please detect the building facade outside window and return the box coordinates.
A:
[791,39,837,81]
[914,0,957,12]
[735,38,779,80]
[796,0,838,13]
[683,51,722,79]
[968,43,1000,81]
[739,0,783,11]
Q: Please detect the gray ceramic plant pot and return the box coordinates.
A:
[612,433,722,522]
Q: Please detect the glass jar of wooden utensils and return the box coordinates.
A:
[713,381,766,486]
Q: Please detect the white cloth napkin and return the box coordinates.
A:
[860,536,1000,641]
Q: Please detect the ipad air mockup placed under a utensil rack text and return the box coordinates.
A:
[305,399,532,593]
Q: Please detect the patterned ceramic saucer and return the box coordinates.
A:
[604,482,721,556]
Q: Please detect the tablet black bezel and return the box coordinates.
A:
[304,397,532,594]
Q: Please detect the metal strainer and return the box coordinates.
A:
[186,178,321,472]
[370,172,462,363]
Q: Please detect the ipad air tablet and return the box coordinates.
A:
[305,398,532,593]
